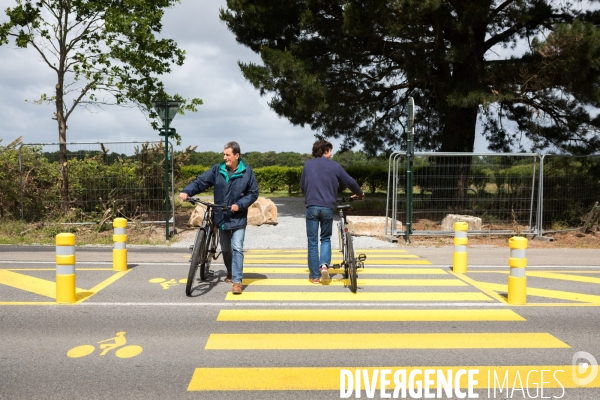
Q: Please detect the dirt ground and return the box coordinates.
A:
[402,218,600,249]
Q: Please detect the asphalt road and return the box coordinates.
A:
[1,245,600,399]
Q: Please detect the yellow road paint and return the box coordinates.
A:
[0,269,130,304]
[188,365,597,391]
[0,270,87,299]
[205,332,569,350]
[225,292,492,301]
[3,268,115,271]
[243,267,447,274]
[526,271,600,284]
[217,309,526,322]
[244,259,432,265]
[451,272,508,304]
[245,249,409,253]
[480,282,600,303]
[245,254,419,259]
[242,278,466,287]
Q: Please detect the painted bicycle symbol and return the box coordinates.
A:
[149,278,187,289]
[67,331,143,359]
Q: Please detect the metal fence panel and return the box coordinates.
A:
[18,141,175,227]
[539,154,600,235]
[387,153,540,235]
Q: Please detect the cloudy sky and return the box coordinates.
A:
[0,0,492,154]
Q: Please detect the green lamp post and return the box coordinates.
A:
[152,99,182,241]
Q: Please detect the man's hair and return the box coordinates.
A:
[224,141,241,155]
[312,140,332,158]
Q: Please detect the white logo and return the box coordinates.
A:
[572,351,598,386]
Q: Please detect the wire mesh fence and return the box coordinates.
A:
[387,153,541,235]
[539,154,600,234]
[17,141,174,224]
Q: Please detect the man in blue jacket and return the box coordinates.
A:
[300,140,364,284]
[179,141,258,294]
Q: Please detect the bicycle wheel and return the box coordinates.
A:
[340,226,349,279]
[200,227,217,280]
[345,231,358,293]
[186,229,206,296]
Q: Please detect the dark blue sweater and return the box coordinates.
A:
[300,157,364,210]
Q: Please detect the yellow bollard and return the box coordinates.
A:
[113,218,128,271]
[508,236,528,304]
[453,221,468,273]
[56,233,76,304]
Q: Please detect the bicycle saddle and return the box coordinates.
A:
[336,204,352,210]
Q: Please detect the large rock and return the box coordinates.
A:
[441,214,482,231]
[248,197,278,226]
[188,196,278,227]
[346,216,402,237]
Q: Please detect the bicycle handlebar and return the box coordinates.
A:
[336,196,364,204]
[187,197,231,210]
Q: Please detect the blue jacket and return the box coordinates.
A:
[300,157,364,210]
[182,159,259,230]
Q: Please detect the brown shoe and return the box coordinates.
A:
[225,272,232,283]
[232,283,242,294]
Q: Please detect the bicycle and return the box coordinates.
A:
[334,197,367,293]
[185,197,230,297]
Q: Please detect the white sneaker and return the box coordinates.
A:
[320,265,330,281]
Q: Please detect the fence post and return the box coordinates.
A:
[453,222,468,273]
[113,218,128,271]
[508,236,528,304]
[56,233,76,304]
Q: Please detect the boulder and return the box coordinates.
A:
[248,197,278,226]
[441,214,482,231]
[346,216,402,237]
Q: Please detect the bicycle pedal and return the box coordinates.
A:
[188,245,194,252]
[358,253,367,262]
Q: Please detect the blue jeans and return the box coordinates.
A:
[219,227,246,284]
[305,206,334,279]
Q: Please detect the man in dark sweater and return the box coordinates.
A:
[300,140,365,283]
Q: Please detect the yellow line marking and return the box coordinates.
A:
[244,267,448,274]
[526,271,600,284]
[246,249,409,253]
[0,302,59,306]
[242,278,467,287]
[480,282,600,303]
[245,259,433,265]
[205,332,569,350]
[0,270,87,299]
[225,292,492,302]
[75,270,131,304]
[217,309,526,322]
[2,268,115,271]
[450,272,508,304]
[244,254,420,258]
[188,366,597,390]
[470,271,600,274]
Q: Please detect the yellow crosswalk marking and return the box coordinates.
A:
[480,282,600,303]
[243,267,446,274]
[244,259,432,265]
[217,309,526,322]
[188,366,596,391]
[224,292,492,301]
[242,278,466,286]
[244,254,419,258]
[205,332,569,350]
[246,249,409,253]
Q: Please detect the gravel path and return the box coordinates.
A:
[171,197,398,250]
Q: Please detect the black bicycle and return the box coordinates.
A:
[185,197,230,296]
[335,197,366,293]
